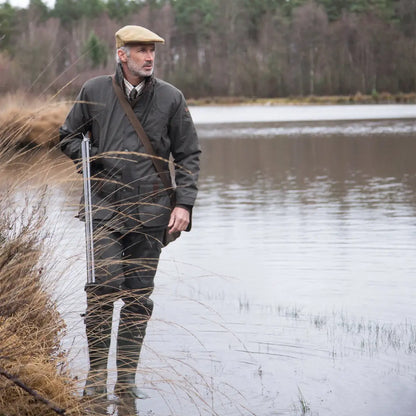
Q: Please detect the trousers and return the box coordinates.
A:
[84,225,164,370]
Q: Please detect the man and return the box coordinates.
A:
[59,25,200,400]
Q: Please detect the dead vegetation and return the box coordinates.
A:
[0,94,70,149]
[0,190,82,416]
[0,97,82,416]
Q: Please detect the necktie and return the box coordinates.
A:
[129,88,138,101]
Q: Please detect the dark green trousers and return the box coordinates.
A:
[85,225,164,372]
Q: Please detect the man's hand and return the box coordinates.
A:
[168,206,190,234]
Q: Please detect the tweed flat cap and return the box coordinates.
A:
[115,25,165,48]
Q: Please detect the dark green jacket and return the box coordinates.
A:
[59,65,200,230]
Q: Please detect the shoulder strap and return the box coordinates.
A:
[111,75,173,195]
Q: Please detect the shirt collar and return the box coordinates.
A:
[123,78,145,97]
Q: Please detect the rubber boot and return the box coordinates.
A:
[83,294,113,398]
[84,364,108,397]
[114,301,150,400]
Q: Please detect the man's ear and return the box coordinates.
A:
[117,49,128,63]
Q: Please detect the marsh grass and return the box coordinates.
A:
[258,302,416,355]
[0,96,84,415]
[0,93,70,150]
[295,387,311,416]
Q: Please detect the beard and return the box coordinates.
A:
[126,58,154,79]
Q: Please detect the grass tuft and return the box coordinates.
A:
[0,97,82,416]
[0,93,70,150]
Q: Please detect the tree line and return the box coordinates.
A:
[0,0,415,99]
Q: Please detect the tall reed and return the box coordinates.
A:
[0,95,82,416]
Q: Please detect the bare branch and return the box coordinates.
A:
[0,367,66,415]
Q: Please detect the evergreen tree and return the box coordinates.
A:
[28,0,50,21]
[53,0,83,25]
[0,2,17,52]
[79,0,105,18]
[83,30,108,68]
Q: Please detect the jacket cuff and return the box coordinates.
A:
[175,204,192,213]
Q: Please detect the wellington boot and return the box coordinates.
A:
[115,305,149,400]
[83,365,108,397]
[116,394,137,416]
[114,373,149,400]
[84,295,113,399]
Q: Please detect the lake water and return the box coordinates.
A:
[34,105,416,415]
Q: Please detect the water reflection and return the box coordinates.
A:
[199,125,416,190]
[177,126,414,318]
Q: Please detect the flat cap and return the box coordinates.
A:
[115,25,165,48]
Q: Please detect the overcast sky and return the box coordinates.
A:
[4,0,55,8]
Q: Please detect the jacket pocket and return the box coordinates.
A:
[137,183,171,227]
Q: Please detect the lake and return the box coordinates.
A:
[45,105,416,415]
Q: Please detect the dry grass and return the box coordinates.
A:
[0,195,83,416]
[0,94,83,416]
[0,93,70,149]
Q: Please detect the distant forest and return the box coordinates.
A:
[0,0,415,99]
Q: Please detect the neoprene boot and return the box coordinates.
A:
[83,299,113,397]
[114,304,149,400]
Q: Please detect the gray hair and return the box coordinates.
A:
[115,46,130,63]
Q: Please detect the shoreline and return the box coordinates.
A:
[189,103,416,125]
[187,92,416,106]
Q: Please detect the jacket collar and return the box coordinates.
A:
[115,63,155,95]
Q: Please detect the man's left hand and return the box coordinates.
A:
[168,206,190,234]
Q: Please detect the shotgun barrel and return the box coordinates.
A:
[81,133,95,284]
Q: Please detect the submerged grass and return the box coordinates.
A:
[295,387,311,416]
[259,302,416,355]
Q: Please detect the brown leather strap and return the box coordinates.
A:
[111,75,174,197]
